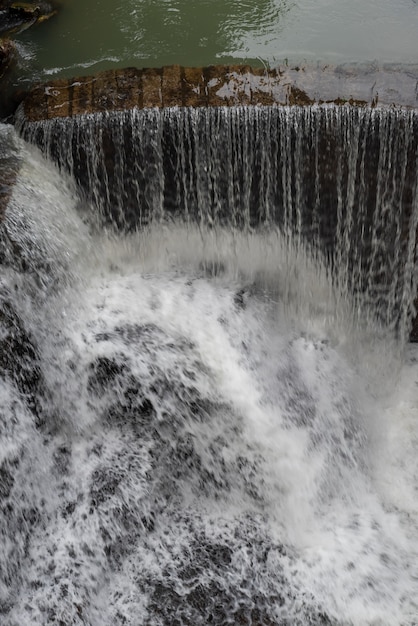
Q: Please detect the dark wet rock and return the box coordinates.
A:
[0,463,14,499]
[0,290,46,422]
[91,324,207,432]
[199,259,226,277]
[52,445,71,475]
[90,467,123,507]
[87,355,127,395]
[0,123,19,218]
[0,1,57,37]
[411,297,418,342]
[0,37,14,80]
[0,2,58,117]
[234,288,245,309]
[87,352,158,431]
[0,373,50,615]
[139,513,336,626]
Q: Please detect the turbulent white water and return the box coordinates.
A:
[1,123,418,625]
[19,105,418,342]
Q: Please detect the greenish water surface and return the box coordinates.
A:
[12,0,418,87]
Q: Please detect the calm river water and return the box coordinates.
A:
[12,0,418,87]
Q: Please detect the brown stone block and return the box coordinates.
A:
[115,67,143,109]
[22,85,48,122]
[18,63,418,122]
[204,65,231,106]
[45,78,73,118]
[204,65,277,107]
[70,78,94,116]
[287,85,314,106]
[92,70,119,112]
[141,68,163,108]
[182,66,207,107]
[162,65,183,107]
[248,68,278,106]
[224,65,254,105]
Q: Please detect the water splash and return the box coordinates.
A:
[18,104,418,344]
[1,116,418,625]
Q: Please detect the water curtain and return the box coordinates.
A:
[18,104,418,342]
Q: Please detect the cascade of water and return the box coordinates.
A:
[2,111,418,625]
[18,104,418,343]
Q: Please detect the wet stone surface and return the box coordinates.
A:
[17,63,418,122]
[0,1,57,37]
[0,123,19,218]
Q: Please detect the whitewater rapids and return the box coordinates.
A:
[0,124,418,625]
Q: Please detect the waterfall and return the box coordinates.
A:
[1,105,418,625]
[18,104,418,342]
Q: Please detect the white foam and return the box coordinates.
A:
[2,123,418,625]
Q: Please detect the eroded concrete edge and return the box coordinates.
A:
[18,63,418,122]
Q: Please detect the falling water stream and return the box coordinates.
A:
[1,105,418,625]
